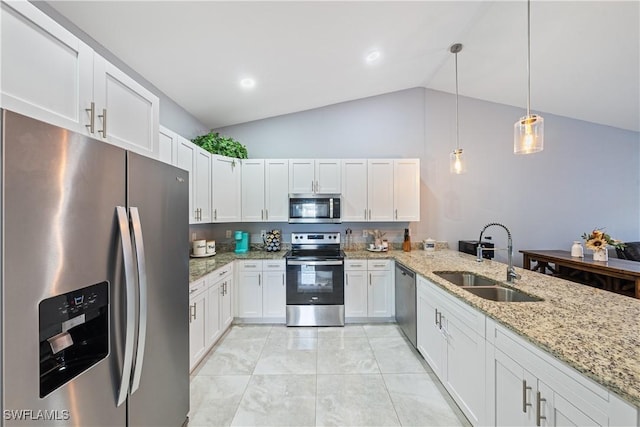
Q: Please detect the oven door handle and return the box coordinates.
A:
[287,260,344,266]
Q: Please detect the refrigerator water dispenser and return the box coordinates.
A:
[38,281,109,397]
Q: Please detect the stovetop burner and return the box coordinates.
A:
[287,232,343,260]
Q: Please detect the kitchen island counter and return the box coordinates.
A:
[388,249,640,408]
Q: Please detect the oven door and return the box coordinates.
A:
[286,259,344,305]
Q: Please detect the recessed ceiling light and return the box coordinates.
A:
[240,78,256,89]
[365,50,381,64]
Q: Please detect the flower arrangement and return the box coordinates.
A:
[581,228,625,251]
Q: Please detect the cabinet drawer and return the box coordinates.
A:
[345,260,367,271]
[263,260,285,271]
[212,264,233,280]
[189,279,206,298]
[238,260,263,272]
[367,259,392,271]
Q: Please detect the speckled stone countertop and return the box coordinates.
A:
[189,248,640,407]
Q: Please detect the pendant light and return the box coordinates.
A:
[514,0,544,154]
[449,43,466,174]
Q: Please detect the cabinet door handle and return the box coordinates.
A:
[98,108,107,137]
[364,209,367,220]
[372,263,385,268]
[214,209,217,221]
[221,284,225,295]
[369,209,372,220]
[536,391,546,426]
[258,274,261,286]
[189,304,195,323]
[369,273,372,285]
[86,102,95,133]
[522,380,532,413]
[261,209,264,220]
[346,273,349,286]
[311,180,314,192]
[435,309,442,328]
[265,209,268,220]
[395,209,398,220]
[282,273,285,286]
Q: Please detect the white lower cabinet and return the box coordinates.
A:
[416,275,485,425]
[344,259,394,319]
[416,273,638,427]
[188,279,207,371]
[486,318,636,427]
[236,260,286,321]
[189,265,234,372]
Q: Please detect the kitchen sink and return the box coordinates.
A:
[433,271,499,287]
[462,286,543,302]
[433,271,542,302]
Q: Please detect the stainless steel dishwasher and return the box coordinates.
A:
[395,262,417,347]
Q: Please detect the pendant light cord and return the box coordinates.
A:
[455,48,460,150]
[527,0,531,117]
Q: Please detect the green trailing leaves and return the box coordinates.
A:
[191,132,248,159]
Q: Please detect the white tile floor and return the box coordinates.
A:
[189,324,471,427]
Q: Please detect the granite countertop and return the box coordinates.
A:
[188,248,640,407]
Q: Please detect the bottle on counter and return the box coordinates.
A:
[571,241,584,258]
[403,228,411,252]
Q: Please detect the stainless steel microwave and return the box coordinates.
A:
[288,194,341,224]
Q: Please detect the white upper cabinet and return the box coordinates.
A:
[158,126,178,165]
[194,147,212,223]
[393,159,420,221]
[176,136,197,223]
[264,159,289,222]
[341,160,368,221]
[289,159,341,194]
[212,154,241,222]
[1,1,160,158]
[243,159,289,222]
[367,159,395,221]
[289,159,315,193]
[1,0,92,134]
[92,54,159,158]
[241,159,266,222]
[315,159,341,193]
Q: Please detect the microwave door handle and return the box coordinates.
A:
[115,206,136,407]
[129,207,147,394]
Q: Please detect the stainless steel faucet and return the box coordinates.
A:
[476,222,521,283]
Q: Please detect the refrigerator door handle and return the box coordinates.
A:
[129,207,148,394]
[116,206,137,407]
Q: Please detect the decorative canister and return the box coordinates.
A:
[593,248,608,262]
[423,238,436,251]
[570,241,584,258]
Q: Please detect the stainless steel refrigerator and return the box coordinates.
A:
[1,110,190,426]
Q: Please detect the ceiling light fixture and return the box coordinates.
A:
[514,0,543,154]
[449,43,466,175]
[240,78,256,89]
[365,50,381,64]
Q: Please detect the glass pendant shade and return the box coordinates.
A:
[514,114,544,154]
[449,148,466,174]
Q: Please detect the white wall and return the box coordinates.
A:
[215,87,640,266]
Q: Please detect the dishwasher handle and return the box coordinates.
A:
[396,263,415,279]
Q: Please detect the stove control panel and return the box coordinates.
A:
[291,232,341,244]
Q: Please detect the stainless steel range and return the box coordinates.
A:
[285,232,345,326]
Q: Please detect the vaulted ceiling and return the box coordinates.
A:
[48,1,639,132]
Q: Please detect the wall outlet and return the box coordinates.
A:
[260,230,267,239]
[191,232,196,241]
[226,230,232,238]
[362,229,368,238]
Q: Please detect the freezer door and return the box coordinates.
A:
[2,110,128,425]
[127,152,190,426]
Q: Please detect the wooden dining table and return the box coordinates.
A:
[520,249,640,299]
